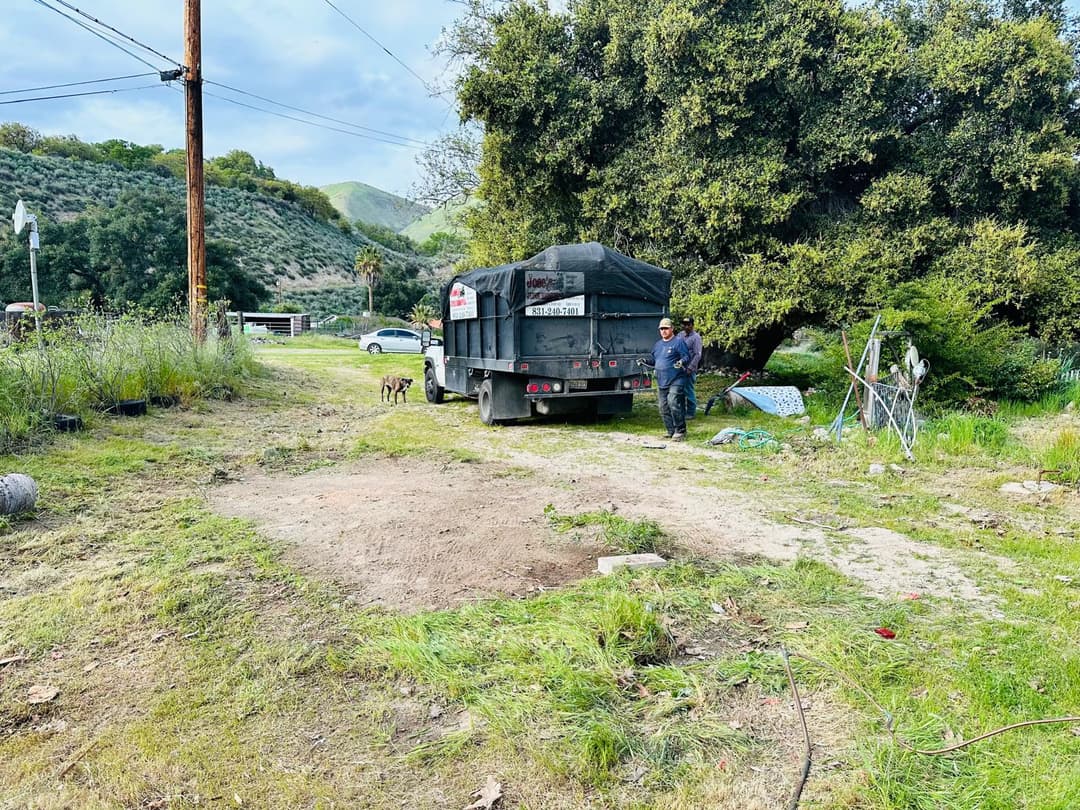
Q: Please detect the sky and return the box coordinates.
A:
[0,0,466,197]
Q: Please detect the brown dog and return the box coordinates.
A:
[381,375,413,405]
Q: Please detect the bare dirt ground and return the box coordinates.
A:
[212,460,605,612]
[210,410,1012,613]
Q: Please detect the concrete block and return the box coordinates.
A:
[597,553,667,575]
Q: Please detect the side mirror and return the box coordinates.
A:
[420,328,432,349]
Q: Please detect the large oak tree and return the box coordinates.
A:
[449,0,1080,363]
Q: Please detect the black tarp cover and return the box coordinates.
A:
[441,242,671,317]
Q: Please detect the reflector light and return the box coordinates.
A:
[644,378,651,387]
[608,360,617,367]
[520,363,529,371]
[573,361,582,368]
[541,383,551,392]
[527,383,539,393]
[632,379,640,388]
[591,360,600,368]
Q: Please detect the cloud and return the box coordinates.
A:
[4,0,463,192]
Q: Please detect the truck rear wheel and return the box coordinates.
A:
[478,379,495,425]
[424,365,444,404]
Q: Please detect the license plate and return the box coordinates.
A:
[569,379,588,390]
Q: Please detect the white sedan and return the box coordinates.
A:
[358,327,423,354]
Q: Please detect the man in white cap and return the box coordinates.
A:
[646,317,691,440]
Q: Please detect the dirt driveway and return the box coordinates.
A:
[209,351,1018,613]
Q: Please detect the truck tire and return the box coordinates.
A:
[478,379,496,425]
[367,343,382,354]
[424,365,444,403]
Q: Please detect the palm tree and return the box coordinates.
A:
[353,245,382,315]
[409,302,438,330]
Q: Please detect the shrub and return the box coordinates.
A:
[844,275,1025,406]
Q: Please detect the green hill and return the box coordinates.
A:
[0,148,439,316]
[401,196,477,243]
[0,148,387,289]
[320,181,428,231]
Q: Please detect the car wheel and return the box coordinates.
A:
[425,365,444,404]
[367,343,382,354]
[478,379,495,425]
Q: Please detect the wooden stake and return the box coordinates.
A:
[185,0,207,343]
[841,331,867,429]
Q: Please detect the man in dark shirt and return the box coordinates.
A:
[680,316,703,419]
[647,317,691,440]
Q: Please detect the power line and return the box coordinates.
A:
[202,89,425,150]
[47,0,183,68]
[318,0,451,104]
[0,84,165,106]
[205,80,431,147]
[0,72,157,96]
[31,0,163,71]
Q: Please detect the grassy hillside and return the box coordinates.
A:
[400,196,476,242]
[320,181,428,231]
[1,148,372,289]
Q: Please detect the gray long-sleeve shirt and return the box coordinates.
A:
[682,329,703,375]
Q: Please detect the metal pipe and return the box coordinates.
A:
[833,314,881,440]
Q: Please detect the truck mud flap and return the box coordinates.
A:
[491,374,531,420]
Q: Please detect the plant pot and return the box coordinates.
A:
[105,399,147,417]
[150,395,178,408]
[52,413,84,432]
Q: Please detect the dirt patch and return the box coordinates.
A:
[210,433,1005,612]
[210,460,605,612]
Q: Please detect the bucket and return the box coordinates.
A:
[0,473,38,515]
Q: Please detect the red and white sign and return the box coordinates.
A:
[524,271,584,306]
[449,282,477,320]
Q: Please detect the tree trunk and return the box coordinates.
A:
[701,323,789,370]
[367,282,374,315]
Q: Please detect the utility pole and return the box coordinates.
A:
[184,0,207,342]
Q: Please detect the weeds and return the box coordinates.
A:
[544,505,670,554]
[0,313,257,451]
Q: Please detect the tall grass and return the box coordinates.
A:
[0,313,258,452]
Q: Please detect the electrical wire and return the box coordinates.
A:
[0,84,165,106]
[30,0,163,71]
[789,649,1080,756]
[781,646,812,810]
[318,0,451,104]
[0,72,157,96]
[204,80,431,147]
[201,89,425,150]
[46,0,183,68]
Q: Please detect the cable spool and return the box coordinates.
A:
[0,473,38,515]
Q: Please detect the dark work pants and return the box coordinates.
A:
[658,379,687,435]
[685,372,698,418]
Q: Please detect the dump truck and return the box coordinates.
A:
[422,242,672,424]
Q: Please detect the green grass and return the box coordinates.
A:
[544,505,670,554]
[0,315,259,452]
[3,342,1080,808]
